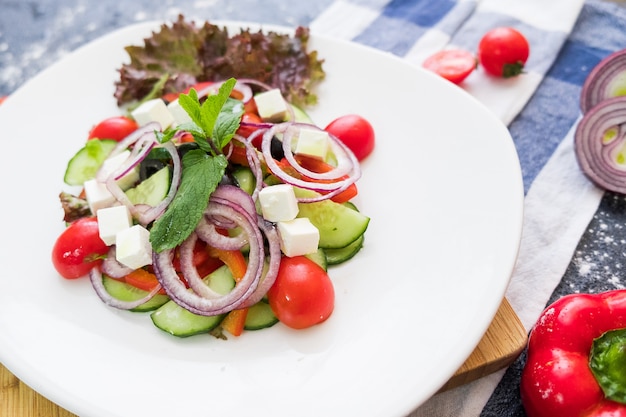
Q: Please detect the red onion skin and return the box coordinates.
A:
[580,49,626,114]
[574,95,626,194]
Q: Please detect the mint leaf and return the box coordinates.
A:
[150,150,228,252]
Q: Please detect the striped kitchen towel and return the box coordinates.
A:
[312,0,626,415]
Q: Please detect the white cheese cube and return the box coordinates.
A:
[84,179,115,214]
[99,150,140,190]
[295,129,330,160]
[167,98,193,126]
[131,98,175,129]
[258,184,299,222]
[115,225,153,269]
[254,89,288,122]
[97,205,132,245]
[277,218,320,257]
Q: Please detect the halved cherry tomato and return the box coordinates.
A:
[88,116,139,142]
[324,114,375,161]
[478,27,530,78]
[267,256,334,330]
[422,49,476,84]
[51,217,109,279]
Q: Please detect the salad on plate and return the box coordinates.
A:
[51,16,374,340]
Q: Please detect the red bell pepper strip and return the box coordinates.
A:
[520,289,626,417]
[208,247,249,336]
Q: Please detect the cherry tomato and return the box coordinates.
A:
[51,217,109,279]
[88,116,139,142]
[324,114,375,161]
[267,256,335,329]
[422,49,476,84]
[478,27,530,78]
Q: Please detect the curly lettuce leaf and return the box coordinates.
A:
[114,15,325,108]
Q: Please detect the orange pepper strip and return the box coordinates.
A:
[208,247,249,336]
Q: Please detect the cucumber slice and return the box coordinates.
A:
[231,166,256,195]
[64,139,118,186]
[125,166,170,206]
[150,265,236,337]
[294,188,370,249]
[325,234,364,265]
[290,104,314,123]
[101,276,170,312]
[305,248,328,271]
[244,301,278,330]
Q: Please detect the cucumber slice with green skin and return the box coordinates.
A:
[244,301,278,330]
[125,165,170,206]
[64,139,118,186]
[305,248,328,271]
[325,234,364,265]
[231,166,256,195]
[294,188,370,249]
[102,276,170,312]
[150,265,236,337]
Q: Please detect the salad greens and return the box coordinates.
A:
[114,15,325,108]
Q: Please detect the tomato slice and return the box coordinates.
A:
[422,49,477,84]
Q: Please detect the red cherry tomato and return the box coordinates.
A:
[88,116,139,142]
[51,217,109,279]
[422,49,476,84]
[478,27,530,78]
[267,256,335,329]
[324,114,375,161]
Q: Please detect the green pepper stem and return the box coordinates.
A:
[589,328,626,404]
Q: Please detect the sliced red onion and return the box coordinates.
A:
[574,95,626,194]
[89,267,162,310]
[136,140,182,225]
[101,247,133,278]
[581,49,626,114]
[152,198,265,316]
[237,218,281,308]
[260,122,361,202]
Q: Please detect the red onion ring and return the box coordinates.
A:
[101,247,134,278]
[581,49,626,114]
[152,197,265,316]
[574,95,626,194]
[89,267,163,310]
[260,122,361,202]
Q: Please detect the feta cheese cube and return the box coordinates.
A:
[277,218,320,257]
[295,129,330,160]
[167,98,193,126]
[258,184,299,222]
[97,205,132,245]
[131,98,175,129]
[254,89,288,122]
[99,150,140,190]
[115,225,153,269]
[84,179,115,214]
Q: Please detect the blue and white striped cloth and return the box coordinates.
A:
[311,0,626,415]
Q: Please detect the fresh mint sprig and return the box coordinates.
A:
[149,77,243,252]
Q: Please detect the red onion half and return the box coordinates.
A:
[580,49,626,114]
[574,95,626,194]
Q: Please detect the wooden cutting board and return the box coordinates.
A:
[0,298,527,416]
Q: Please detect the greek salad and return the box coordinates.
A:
[51,18,375,339]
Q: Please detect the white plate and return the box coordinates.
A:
[0,21,523,417]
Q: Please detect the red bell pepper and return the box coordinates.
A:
[520,289,626,417]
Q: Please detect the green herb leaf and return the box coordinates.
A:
[150,150,228,252]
